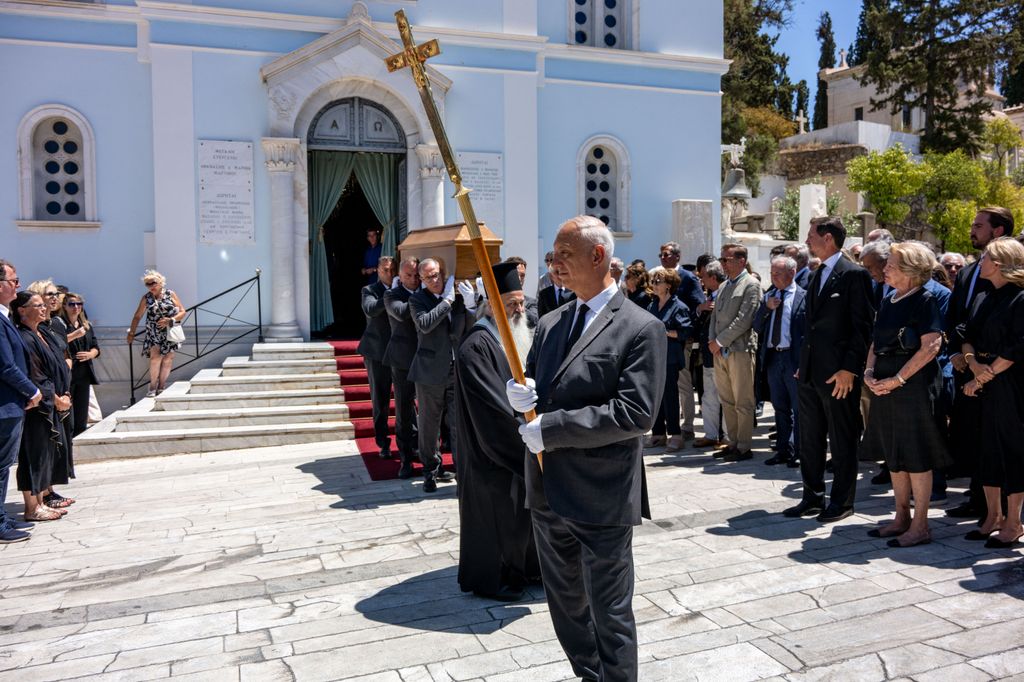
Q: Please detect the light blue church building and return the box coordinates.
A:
[1,0,726,339]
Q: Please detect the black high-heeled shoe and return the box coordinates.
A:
[964,529,997,541]
[984,533,1023,549]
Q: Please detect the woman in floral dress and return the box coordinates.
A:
[127,270,185,397]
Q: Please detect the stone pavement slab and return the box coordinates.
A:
[1,429,1022,681]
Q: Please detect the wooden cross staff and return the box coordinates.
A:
[386,10,543,470]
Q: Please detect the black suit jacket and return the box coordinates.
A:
[526,291,666,527]
[383,286,418,371]
[795,267,811,290]
[755,285,806,368]
[357,281,391,361]
[798,257,874,385]
[408,289,468,385]
[537,286,576,318]
[946,259,992,356]
[674,266,706,316]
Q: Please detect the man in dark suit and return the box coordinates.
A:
[785,243,812,289]
[786,216,874,523]
[506,216,665,681]
[0,259,40,543]
[410,258,469,493]
[659,241,706,442]
[358,257,396,460]
[383,257,421,479]
[945,207,1014,518]
[755,256,806,467]
[536,269,575,318]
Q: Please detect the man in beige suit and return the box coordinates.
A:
[708,243,762,461]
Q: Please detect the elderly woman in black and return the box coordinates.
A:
[61,292,100,437]
[645,267,693,451]
[11,292,70,522]
[862,242,949,548]
[961,237,1024,548]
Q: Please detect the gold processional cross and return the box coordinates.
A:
[386,10,543,470]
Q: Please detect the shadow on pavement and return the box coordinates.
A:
[297,456,458,510]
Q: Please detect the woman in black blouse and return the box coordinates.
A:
[862,242,949,548]
[61,292,100,437]
[646,267,693,450]
[960,237,1024,548]
[624,263,652,309]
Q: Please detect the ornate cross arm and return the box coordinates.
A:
[386,10,544,471]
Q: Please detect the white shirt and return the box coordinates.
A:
[0,303,8,319]
[817,251,844,293]
[766,282,798,349]
[568,280,619,338]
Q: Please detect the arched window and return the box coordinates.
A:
[577,135,630,233]
[17,105,99,229]
[570,0,631,49]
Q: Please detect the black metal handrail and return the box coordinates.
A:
[128,269,264,404]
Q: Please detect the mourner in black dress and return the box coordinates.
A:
[624,263,652,309]
[959,237,1024,548]
[646,268,693,449]
[11,293,67,522]
[862,243,950,548]
[62,292,100,437]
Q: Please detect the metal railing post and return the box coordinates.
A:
[255,268,264,342]
[128,339,135,404]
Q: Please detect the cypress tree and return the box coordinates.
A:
[813,12,837,130]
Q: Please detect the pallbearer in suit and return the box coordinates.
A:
[786,216,874,523]
[383,257,421,479]
[507,216,665,682]
[409,258,469,493]
[358,257,396,460]
[755,256,806,467]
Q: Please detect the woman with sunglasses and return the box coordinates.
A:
[61,293,100,437]
[10,292,70,522]
[644,266,693,450]
[127,270,185,398]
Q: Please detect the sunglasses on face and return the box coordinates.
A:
[65,301,83,308]
[27,303,47,309]
[145,281,158,286]
[44,291,60,297]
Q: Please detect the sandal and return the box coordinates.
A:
[25,508,60,522]
[44,494,74,508]
[42,505,67,517]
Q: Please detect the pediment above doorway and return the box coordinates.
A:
[259,1,452,140]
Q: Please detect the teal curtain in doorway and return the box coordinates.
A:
[308,151,356,332]
[355,154,399,257]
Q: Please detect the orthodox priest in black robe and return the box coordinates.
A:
[454,262,540,601]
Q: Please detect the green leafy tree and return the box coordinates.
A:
[921,150,987,247]
[813,12,836,130]
[847,145,928,226]
[794,80,810,124]
[983,117,1024,174]
[849,0,887,66]
[858,1,1023,154]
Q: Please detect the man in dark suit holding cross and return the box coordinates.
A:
[506,216,665,682]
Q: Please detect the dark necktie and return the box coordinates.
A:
[770,290,785,348]
[557,288,564,305]
[564,303,590,360]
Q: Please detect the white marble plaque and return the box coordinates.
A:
[456,151,504,235]
[198,140,254,244]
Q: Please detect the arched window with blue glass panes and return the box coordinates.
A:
[571,0,630,49]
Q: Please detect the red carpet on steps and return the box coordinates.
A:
[328,340,455,481]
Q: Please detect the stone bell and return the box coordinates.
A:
[721,167,752,201]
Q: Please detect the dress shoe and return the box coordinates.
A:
[985,533,1024,549]
[378,447,393,460]
[871,468,891,485]
[964,529,996,541]
[945,503,984,519]
[397,462,415,480]
[765,453,790,465]
[787,457,801,468]
[782,497,825,518]
[692,437,722,448]
[723,449,753,462]
[473,584,524,602]
[817,504,855,524]
[666,435,685,451]
[713,446,735,459]
[422,477,438,493]
[435,470,456,483]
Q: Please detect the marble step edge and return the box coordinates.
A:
[154,387,344,407]
[221,356,337,374]
[75,420,354,445]
[74,429,354,461]
[251,342,335,360]
[115,403,349,423]
[190,371,338,384]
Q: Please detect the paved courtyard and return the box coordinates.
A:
[3,427,1024,681]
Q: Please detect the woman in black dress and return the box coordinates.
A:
[862,242,949,548]
[624,263,652,309]
[960,237,1024,548]
[61,292,100,437]
[646,268,692,450]
[11,292,70,522]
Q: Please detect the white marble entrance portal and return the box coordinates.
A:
[259,2,451,338]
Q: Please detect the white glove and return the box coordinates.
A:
[518,416,544,454]
[391,276,401,289]
[458,280,476,312]
[505,378,538,413]
[476,276,487,300]
[442,275,456,303]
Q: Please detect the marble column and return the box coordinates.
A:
[415,143,445,228]
[261,137,302,340]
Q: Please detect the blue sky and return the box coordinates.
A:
[774,0,863,112]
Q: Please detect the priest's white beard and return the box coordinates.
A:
[505,311,534,367]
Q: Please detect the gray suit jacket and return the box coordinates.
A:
[409,289,468,385]
[709,270,761,354]
[525,291,666,527]
[383,286,418,371]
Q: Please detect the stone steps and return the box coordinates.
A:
[75,342,352,460]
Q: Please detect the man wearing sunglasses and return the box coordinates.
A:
[0,260,41,543]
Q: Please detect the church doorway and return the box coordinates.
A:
[306,97,408,337]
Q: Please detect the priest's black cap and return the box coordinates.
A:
[491,262,522,294]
